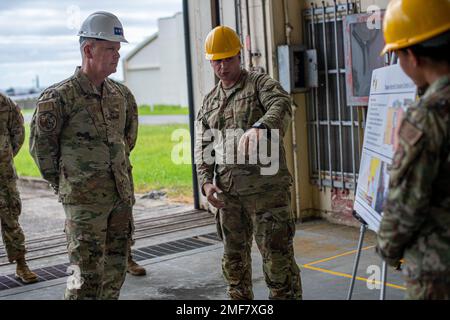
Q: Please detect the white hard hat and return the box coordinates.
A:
[78,11,128,43]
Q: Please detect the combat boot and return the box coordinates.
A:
[15,258,38,284]
[127,256,146,276]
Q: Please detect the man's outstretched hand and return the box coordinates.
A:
[203,183,225,209]
[238,128,262,157]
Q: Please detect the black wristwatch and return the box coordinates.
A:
[252,122,267,129]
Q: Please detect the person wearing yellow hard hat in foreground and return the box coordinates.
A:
[376,0,450,299]
[195,26,302,300]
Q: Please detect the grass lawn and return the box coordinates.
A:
[15,124,194,202]
[20,109,35,115]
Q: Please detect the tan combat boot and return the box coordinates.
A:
[15,258,38,284]
[127,255,146,276]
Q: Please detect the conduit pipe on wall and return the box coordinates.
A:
[245,0,254,68]
[282,0,302,222]
[261,0,269,73]
[283,0,293,46]
[182,0,200,209]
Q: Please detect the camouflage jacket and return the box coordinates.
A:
[195,69,293,196]
[30,67,138,205]
[0,93,24,184]
[377,75,450,280]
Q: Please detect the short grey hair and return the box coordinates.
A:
[79,37,96,56]
[79,37,108,57]
[79,36,88,46]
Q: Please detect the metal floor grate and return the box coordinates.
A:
[0,232,221,291]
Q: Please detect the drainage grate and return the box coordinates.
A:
[0,262,71,290]
[199,233,222,242]
[131,237,217,261]
[0,233,221,291]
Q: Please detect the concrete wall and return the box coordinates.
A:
[186,0,216,112]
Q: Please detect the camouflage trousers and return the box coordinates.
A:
[216,189,302,300]
[0,182,26,263]
[128,214,136,257]
[63,197,132,300]
[406,278,450,300]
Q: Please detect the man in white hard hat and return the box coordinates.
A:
[30,11,141,299]
[79,9,147,279]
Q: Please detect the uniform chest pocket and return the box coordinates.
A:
[204,103,222,130]
[69,104,103,144]
[224,107,235,128]
[234,92,262,129]
[108,102,126,133]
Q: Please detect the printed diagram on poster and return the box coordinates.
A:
[354,64,417,232]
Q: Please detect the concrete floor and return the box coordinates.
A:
[0,181,407,300]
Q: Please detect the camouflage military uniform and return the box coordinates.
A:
[377,75,450,299]
[30,67,138,300]
[195,70,302,300]
[0,93,26,263]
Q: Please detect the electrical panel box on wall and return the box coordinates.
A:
[278,45,317,93]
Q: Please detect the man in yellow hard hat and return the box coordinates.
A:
[376,0,450,299]
[195,26,302,300]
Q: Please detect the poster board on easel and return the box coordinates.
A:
[347,64,417,300]
[353,64,417,232]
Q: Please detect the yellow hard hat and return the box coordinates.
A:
[204,26,242,60]
[381,0,450,55]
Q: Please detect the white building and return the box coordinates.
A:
[123,12,188,107]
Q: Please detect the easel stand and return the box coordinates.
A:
[346,211,387,300]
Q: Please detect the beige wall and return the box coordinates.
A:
[186,0,216,209]
[187,0,215,111]
[266,0,314,220]
[268,0,390,222]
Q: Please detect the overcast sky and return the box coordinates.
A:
[0,0,182,90]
